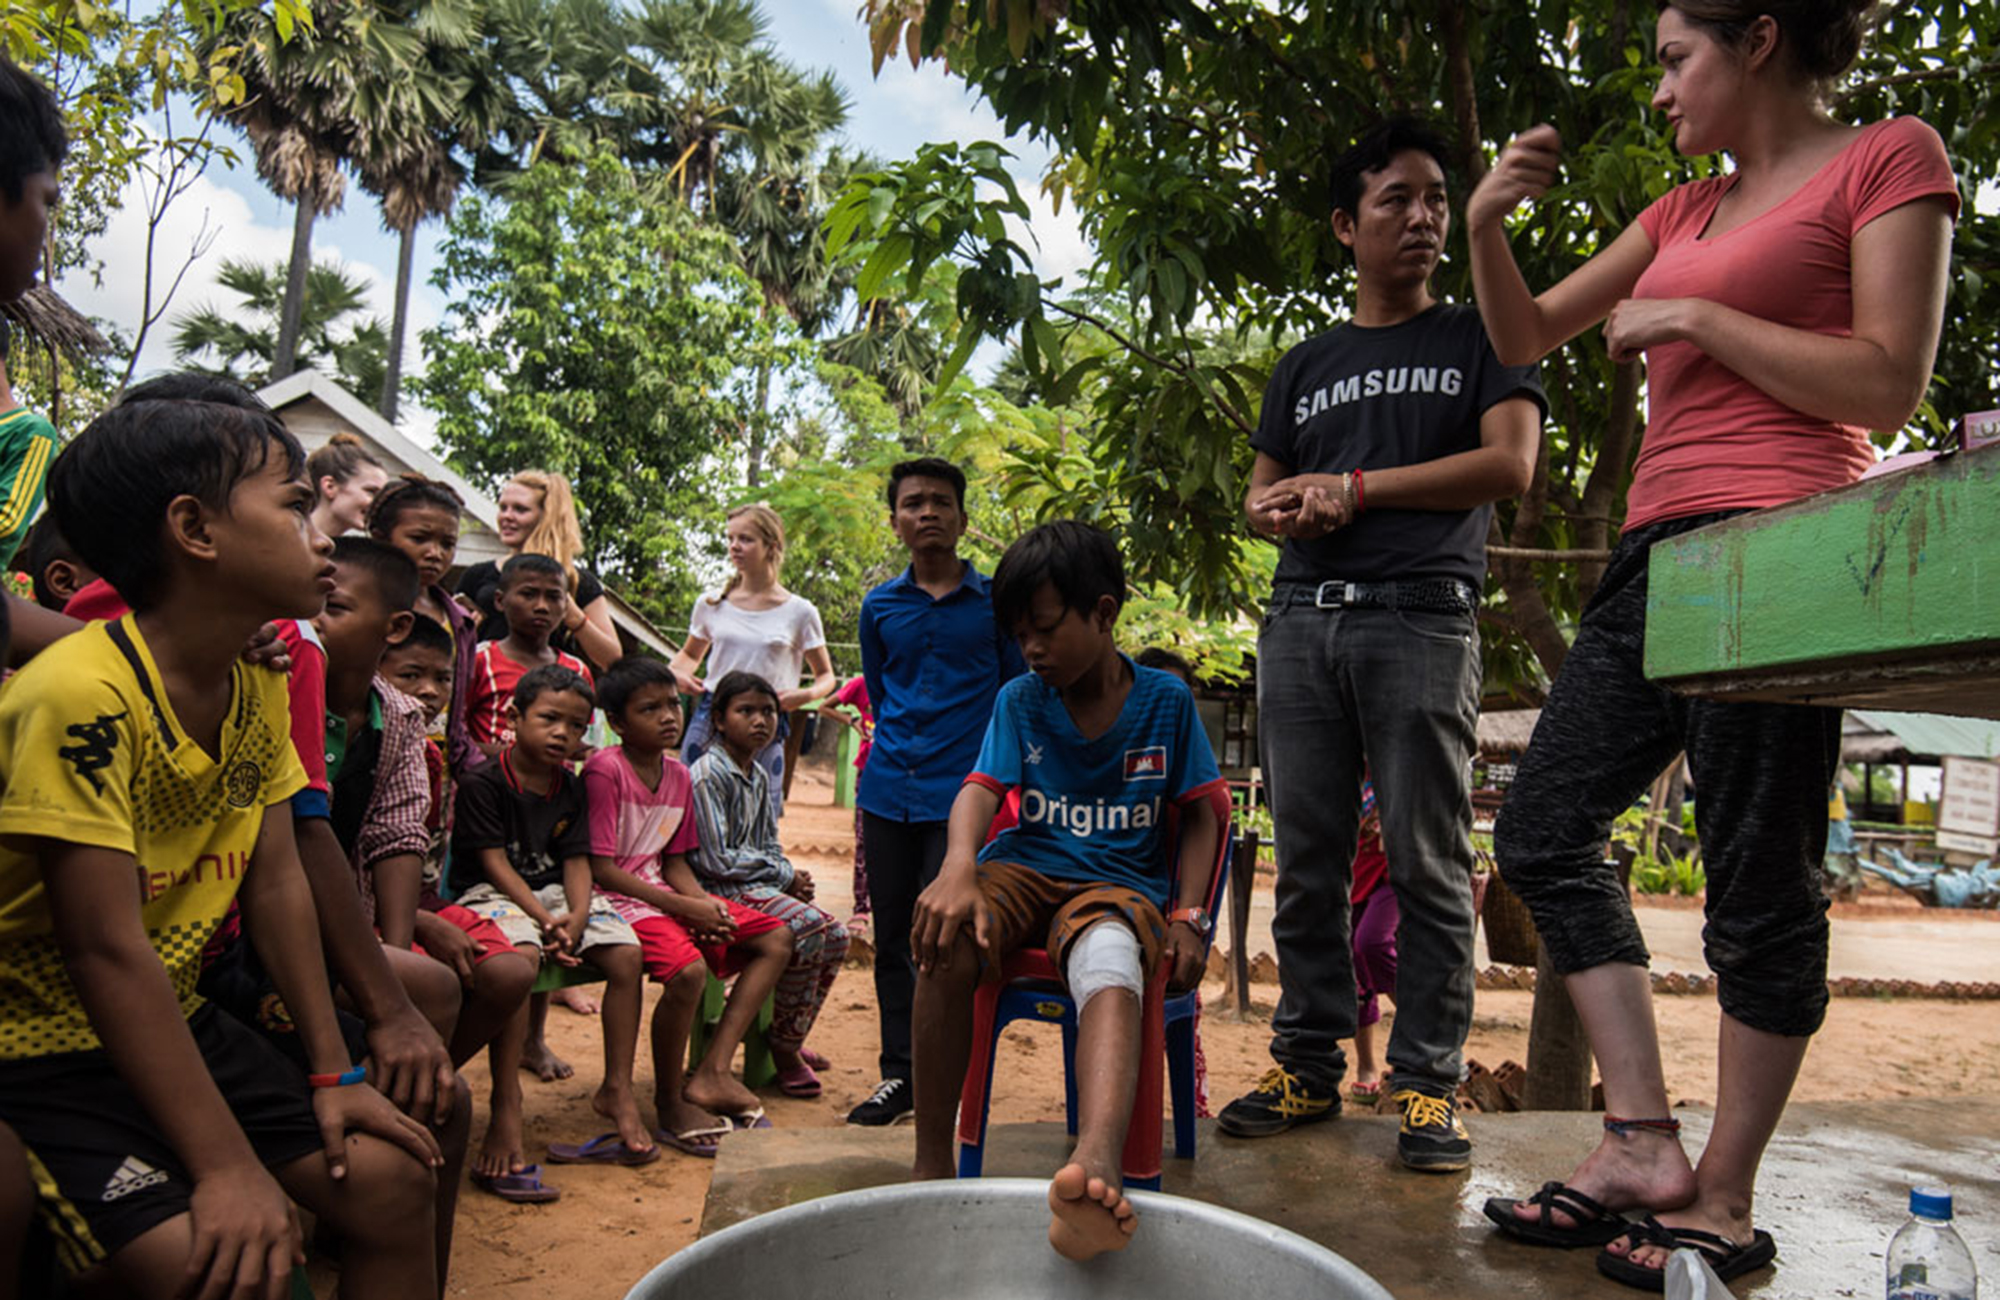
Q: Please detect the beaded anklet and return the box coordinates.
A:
[1602,1114,1682,1138]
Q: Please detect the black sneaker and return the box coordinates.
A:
[1392,1087,1471,1172]
[1216,1066,1341,1137]
[846,1077,913,1126]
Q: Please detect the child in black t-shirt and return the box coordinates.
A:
[451,665,653,1201]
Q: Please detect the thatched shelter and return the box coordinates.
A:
[0,285,110,362]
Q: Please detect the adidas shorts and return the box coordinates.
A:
[0,1003,324,1273]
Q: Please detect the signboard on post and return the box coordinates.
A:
[1937,755,2000,856]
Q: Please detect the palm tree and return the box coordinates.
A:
[171,256,391,396]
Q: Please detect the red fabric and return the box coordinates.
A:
[1624,117,1959,530]
[630,905,785,982]
[465,641,594,747]
[61,579,127,623]
[274,620,329,795]
[418,902,517,966]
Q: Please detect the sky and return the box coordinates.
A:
[58,0,1094,432]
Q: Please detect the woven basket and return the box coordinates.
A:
[1480,872,1541,967]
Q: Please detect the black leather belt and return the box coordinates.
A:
[1271,578,1478,614]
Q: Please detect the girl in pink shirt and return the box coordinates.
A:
[1464,1,1957,1289]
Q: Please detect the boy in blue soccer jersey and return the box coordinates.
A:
[909,520,1223,1262]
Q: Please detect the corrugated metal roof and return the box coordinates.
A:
[1847,710,2000,761]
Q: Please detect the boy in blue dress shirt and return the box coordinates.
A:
[909,521,1223,1261]
[846,458,1024,1127]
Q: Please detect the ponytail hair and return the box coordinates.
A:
[509,469,584,594]
[1658,0,1875,85]
[307,431,384,494]
[367,473,464,538]
[706,503,787,606]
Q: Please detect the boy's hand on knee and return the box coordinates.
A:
[366,1003,458,1126]
[913,873,989,973]
[412,911,479,987]
[786,868,816,902]
[1164,923,1205,992]
[185,1164,301,1300]
[313,1082,444,1179]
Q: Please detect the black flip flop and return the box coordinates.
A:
[1483,1181,1632,1248]
[1596,1216,1777,1292]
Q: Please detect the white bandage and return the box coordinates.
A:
[1065,921,1144,1010]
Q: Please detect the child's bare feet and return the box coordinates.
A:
[520,1040,574,1082]
[655,1094,726,1153]
[474,1099,527,1180]
[593,1083,654,1156]
[1047,1162,1138,1261]
[553,986,600,1016]
[683,1064,761,1119]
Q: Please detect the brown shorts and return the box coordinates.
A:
[974,859,1167,982]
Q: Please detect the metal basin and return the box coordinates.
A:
[627,1178,1394,1299]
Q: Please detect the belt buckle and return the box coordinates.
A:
[1313,581,1355,609]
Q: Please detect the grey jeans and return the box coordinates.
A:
[1257,594,1481,1094]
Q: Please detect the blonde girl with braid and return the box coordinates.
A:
[668,504,838,819]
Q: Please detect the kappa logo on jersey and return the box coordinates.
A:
[1123,746,1167,781]
[58,711,127,794]
[1025,742,1044,766]
[101,1156,169,1202]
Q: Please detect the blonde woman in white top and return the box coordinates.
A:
[669,504,838,817]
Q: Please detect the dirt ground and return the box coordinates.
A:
[395,772,2000,1299]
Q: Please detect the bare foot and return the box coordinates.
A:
[474,1102,526,1180]
[553,986,600,1016]
[593,1084,654,1156]
[682,1066,760,1118]
[1512,1130,1698,1231]
[519,1039,575,1082]
[1047,1162,1138,1261]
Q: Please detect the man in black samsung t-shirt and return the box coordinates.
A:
[1217,118,1546,1173]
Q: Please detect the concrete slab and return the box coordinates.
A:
[701,1100,2000,1299]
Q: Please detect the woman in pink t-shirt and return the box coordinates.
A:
[1464,1,1958,1288]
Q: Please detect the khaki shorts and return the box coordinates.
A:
[454,882,637,955]
[974,859,1167,983]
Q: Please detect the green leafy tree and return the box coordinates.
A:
[170,256,389,397]
[837,1,2000,694]
[414,149,782,617]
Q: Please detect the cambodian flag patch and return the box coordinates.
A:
[1123,746,1167,781]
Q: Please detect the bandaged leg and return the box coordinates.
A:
[1065,920,1144,1010]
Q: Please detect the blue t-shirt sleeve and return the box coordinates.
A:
[970,684,1026,789]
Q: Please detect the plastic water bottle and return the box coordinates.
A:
[1887,1186,1977,1300]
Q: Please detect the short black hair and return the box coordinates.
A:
[18,514,78,610]
[0,61,67,204]
[597,655,680,721]
[499,551,565,591]
[513,662,593,713]
[368,474,463,537]
[1328,115,1454,219]
[331,535,419,613]
[886,457,967,512]
[709,669,779,717]
[119,372,267,409]
[991,519,1125,632]
[46,391,306,611]
[1135,646,1194,682]
[382,613,454,661]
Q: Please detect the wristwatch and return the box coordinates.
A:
[1167,906,1213,937]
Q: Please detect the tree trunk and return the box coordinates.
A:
[1438,0,1485,184]
[380,221,416,421]
[1576,358,1643,605]
[1522,942,1594,1110]
[273,198,316,381]
[747,353,773,489]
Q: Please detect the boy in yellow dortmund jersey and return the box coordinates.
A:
[0,393,444,1299]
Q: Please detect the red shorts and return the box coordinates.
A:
[415,903,518,966]
[632,904,785,982]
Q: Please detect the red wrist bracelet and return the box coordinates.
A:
[309,1066,367,1088]
[1352,468,1365,513]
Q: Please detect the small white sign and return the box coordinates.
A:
[1938,755,2000,836]
[1935,829,2000,857]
